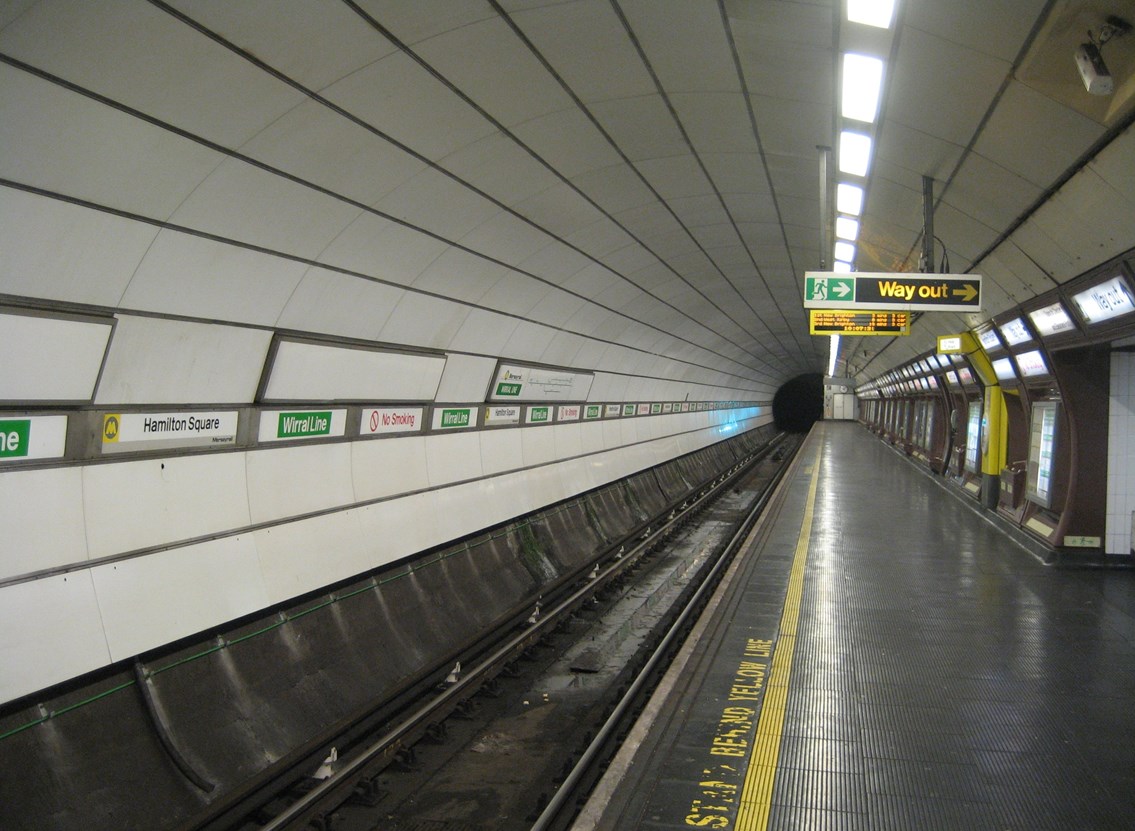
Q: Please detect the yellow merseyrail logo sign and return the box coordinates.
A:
[809,309,910,336]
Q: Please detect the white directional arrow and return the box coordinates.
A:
[833,282,852,299]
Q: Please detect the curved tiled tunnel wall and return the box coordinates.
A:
[0,422,777,831]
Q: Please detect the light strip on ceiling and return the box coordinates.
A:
[842,53,884,122]
[847,0,896,29]
[835,216,860,241]
[838,130,872,176]
[837,182,863,215]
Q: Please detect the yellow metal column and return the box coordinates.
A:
[955,332,1006,508]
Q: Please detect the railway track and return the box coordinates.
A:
[200,433,800,831]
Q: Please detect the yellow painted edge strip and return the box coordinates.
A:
[733,441,821,831]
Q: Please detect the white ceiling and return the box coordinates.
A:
[2,0,1134,397]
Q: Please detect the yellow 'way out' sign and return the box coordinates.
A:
[804,272,981,312]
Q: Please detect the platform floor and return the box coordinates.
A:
[575,422,1135,830]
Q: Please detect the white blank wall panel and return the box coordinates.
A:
[82,453,252,559]
[246,443,354,523]
[95,316,273,405]
[620,416,640,446]
[557,454,598,497]
[1033,167,1134,268]
[426,432,484,486]
[448,308,521,355]
[264,340,445,402]
[511,462,566,510]
[0,467,88,579]
[93,534,268,661]
[432,480,508,545]
[0,189,158,307]
[349,435,429,499]
[503,320,561,361]
[352,436,430,501]
[318,214,448,286]
[354,491,439,568]
[486,470,544,519]
[377,293,473,351]
[552,423,584,459]
[521,424,557,467]
[579,421,605,455]
[0,312,112,401]
[480,428,525,476]
[602,419,624,450]
[0,572,111,705]
[254,509,368,605]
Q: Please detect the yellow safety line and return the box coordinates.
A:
[733,439,821,830]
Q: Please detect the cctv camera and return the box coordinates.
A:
[1075,42,1113,95]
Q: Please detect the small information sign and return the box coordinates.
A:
[259,409,346,443]
[809,310,910,336]
[360,407,423,436]
[0,416,67,462]
[104,411,237,453]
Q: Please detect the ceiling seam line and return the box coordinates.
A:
[897,0,1062,279]
[717,0,819,360]
[0,53,769,383]
[487,1,805,371]
[0,289,774,398]
[580,0,775,326]
[600,0,796,351]
[144,0,775,375]
[337,0,784,373]
[603,0,799,358]
[0,178,775,387]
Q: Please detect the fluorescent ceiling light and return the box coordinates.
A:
[834,241,856,262]
[828,334,840,377]
[843,53,884,122]
[833,260,852,273]
[837,182,864,215]
[848,0,895,29]
[839,130,872,176]
[835,216,860,241]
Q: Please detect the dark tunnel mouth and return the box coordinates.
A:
[773,372,824,433]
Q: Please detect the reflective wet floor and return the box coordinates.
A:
[579,422,1135,830]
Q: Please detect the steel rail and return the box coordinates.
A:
[253,436,787,830]
[528,437,798,830]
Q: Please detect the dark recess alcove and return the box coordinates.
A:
[773,372,824,433]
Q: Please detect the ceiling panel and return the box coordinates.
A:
[510,0,655,105]
[276,268,405,340]
[318,215,448,286]
[887,26,1011,148]
[903,0,1050,62]
[0,0,306,147]
[973,80,1106,187]
[167,0,395,92]
[590,95,688,162]
[3,0,1133,400]
[322,53,497,161]
[414,16,573,129]
[0,189,159,308]
[122,232,307,326]
[0,66,222,220]
[943,153,1044,231]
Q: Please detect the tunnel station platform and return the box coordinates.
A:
[574,421,1135,830]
